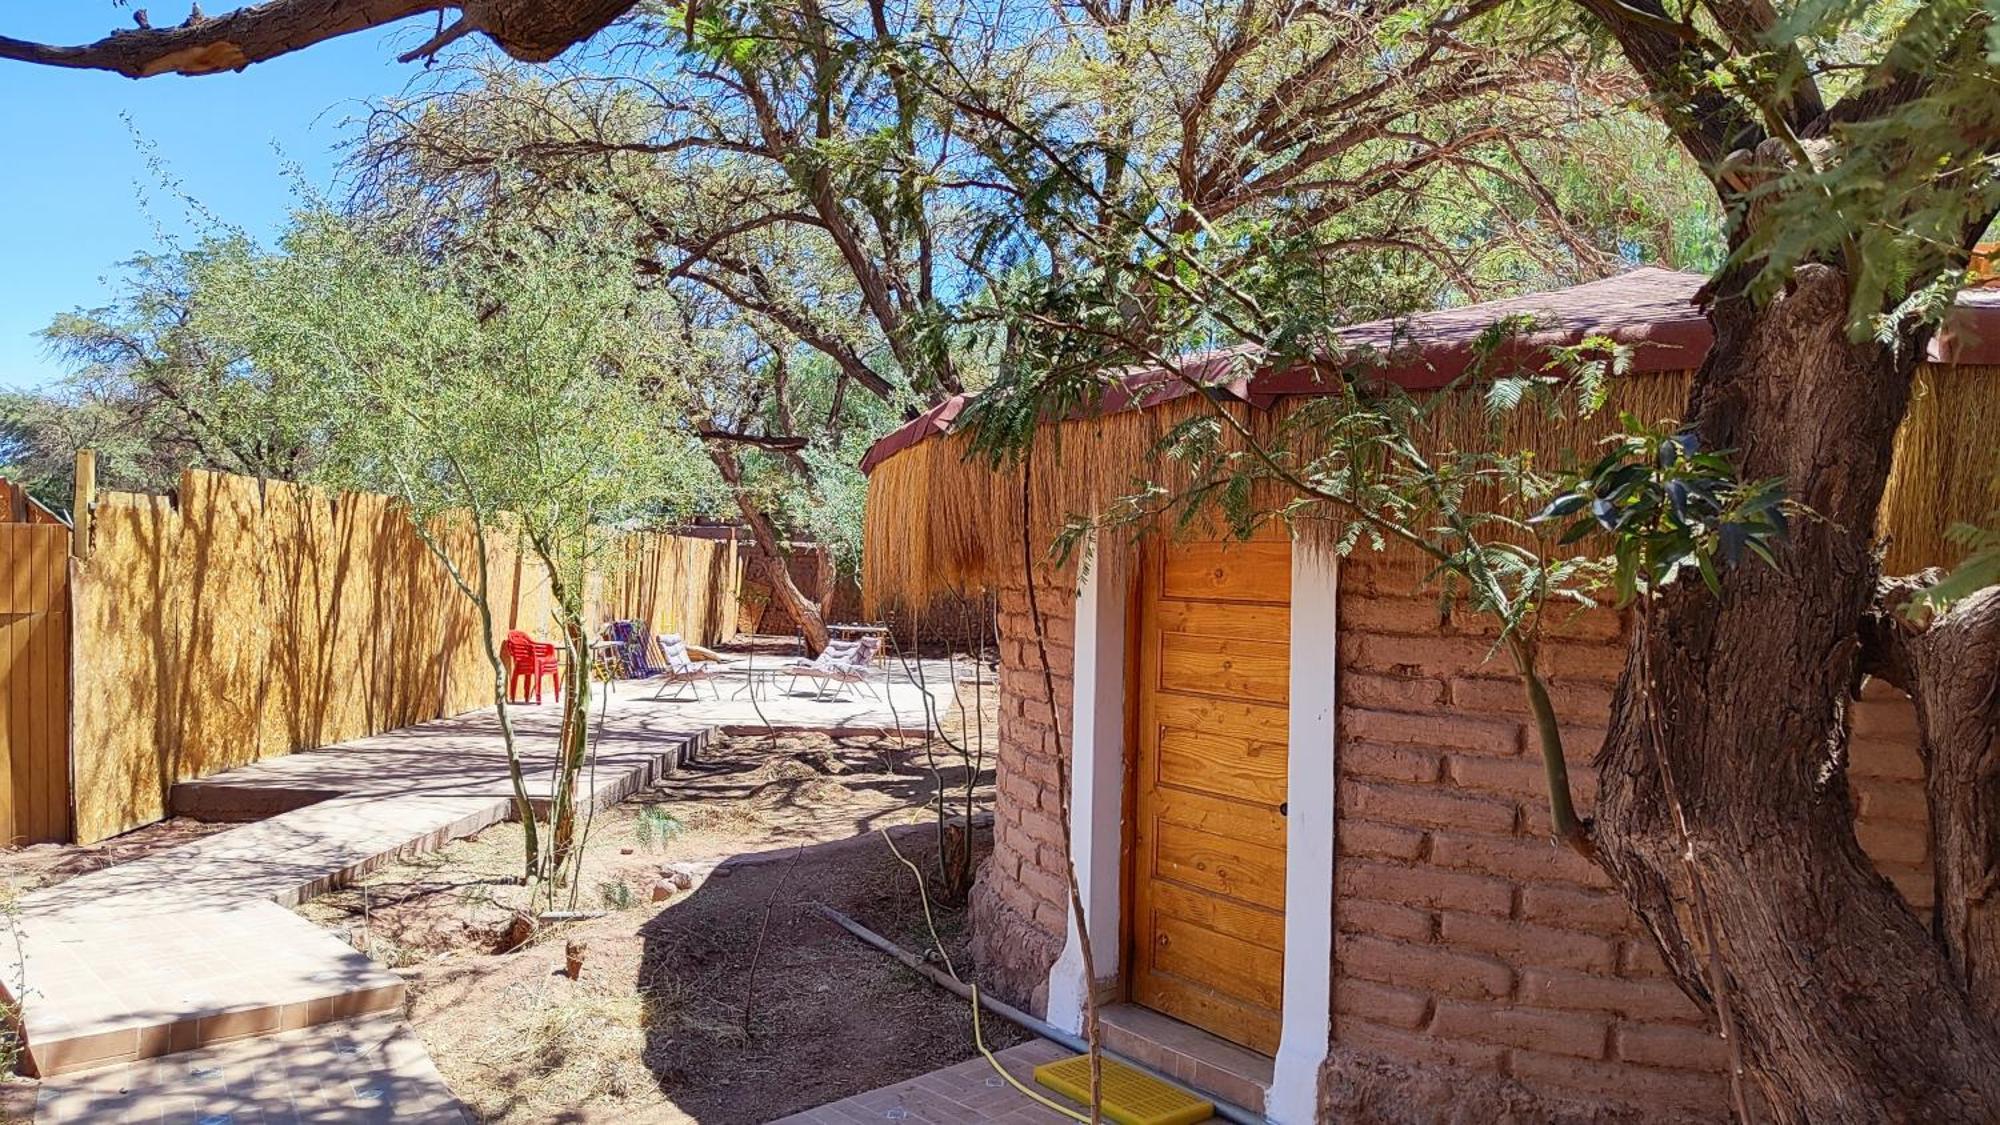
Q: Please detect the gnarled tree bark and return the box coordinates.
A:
[1864,580,2000,1024]
[0,0,634,77]
[706,444,831,655]
[1591,263,2000,1121]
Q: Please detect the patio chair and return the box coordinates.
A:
[653,633,722,701]
[504,630,562,704]
[783,634,882,701]
[604,619,659,679]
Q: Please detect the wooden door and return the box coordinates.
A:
[0,522,72,845]
[1129,538,1290,1054]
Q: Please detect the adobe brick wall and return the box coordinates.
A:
[967,573,1077,1009]
[1319,557,1932,1121]
[965,553,1934,1121]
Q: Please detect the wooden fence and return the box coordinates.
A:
[0,522,72,845]
[39,468,740,844]
[2,478,67,526]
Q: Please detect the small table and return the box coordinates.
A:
[727,665,791,701]
[589,639,627,682]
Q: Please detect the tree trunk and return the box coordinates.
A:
[1591,263,2000,1120]
[1865,581,2000,1024]
[815,547,838,623]
[706,445,830,653]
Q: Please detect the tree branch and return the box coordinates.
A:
[695,428,808,452]
[0,0,634,78]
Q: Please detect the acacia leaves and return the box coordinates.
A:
[1535,418,1788,606]
[1914,517,2000,615]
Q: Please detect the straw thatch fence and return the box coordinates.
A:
[58,468,739,843]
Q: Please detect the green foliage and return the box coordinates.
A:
[0,389,124,513]
[598,880,639,910]
[197,209,682,576]
[634,805,683,852]
[10,238,323,505]
[1534,420,1789,606]
[1914,517,2000,613]
[1575,0,2000,337]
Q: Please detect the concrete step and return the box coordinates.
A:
[6,703,708,1079]
[7,901,405,1077]
[35,1014,466,1122]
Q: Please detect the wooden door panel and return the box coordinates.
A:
[1156,631,1290,705]
[1148,599,1290,643]
[1153,728,1287,807]
[1153,691,1290,743]
[1149,782,1287,852]
[1149,910,1286,1009]
[1131,973,1283,1057]
[1159,541,1292,603]
[1150,818,1286,911]
[1148,878,1285,953]
[1131,538,1290,1055]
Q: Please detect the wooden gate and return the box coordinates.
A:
[0,522,72,844]
[1129,538,1291,1053]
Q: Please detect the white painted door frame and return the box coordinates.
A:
[1044,538,1337,1124]
[1268,545,1338,1123]
[1045,543,1128,1028]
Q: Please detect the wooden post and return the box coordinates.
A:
[70,449,95,561]
[727,526,742,640]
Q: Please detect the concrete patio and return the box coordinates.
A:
[615,653,968,738]
[2,690,709,1080]
[35,1013,465,1123]
[0,650,972,1113]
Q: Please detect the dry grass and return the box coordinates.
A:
[0,817,232,895]
[864,363,2000,610]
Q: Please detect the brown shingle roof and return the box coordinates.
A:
[861,266,2000,473]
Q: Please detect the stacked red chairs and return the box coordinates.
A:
[504,630,563,703]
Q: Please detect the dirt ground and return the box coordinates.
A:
[295,718,1021,1124]
[0,817,232,895]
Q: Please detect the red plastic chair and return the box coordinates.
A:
[504,630,563,704]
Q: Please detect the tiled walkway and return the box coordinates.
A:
[776,1039,1231,1125]
[608,654,966,738]
[771,1040,1083,1124]
[1,691,706,1084]
[35,1014,465,1123]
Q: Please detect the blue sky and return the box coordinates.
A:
[0,7,439,390]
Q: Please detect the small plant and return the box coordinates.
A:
[0,899,23,1083]
[597,881,637,911]
[634,806,682,852]
[1913,516,2000,615]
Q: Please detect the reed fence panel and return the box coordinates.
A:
[69,469,738,843]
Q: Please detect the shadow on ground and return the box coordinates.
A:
[626,823,1028,1124]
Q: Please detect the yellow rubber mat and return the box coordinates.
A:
[1032,1054,1214,1125]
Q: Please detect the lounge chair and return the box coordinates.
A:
[652,634,721,700]
[784,635,881,701]
[604,619,659,678]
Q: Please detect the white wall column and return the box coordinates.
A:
[1045,544,1128,1032]
[1268,546,1339,1123]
